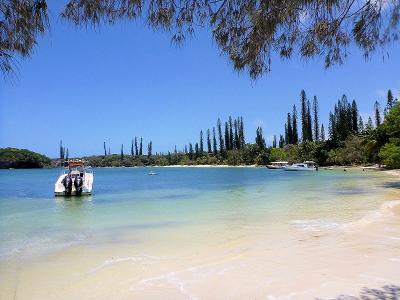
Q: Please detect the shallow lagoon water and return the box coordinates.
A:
[0,167,399,299]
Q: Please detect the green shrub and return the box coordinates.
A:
[269,148,287,162]
[0,148,51,169]
[379,142,400,169]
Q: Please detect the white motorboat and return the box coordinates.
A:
[55,160,94,196]
[148,171,158,175]
[283,161,317,171]
[266,161,289,169]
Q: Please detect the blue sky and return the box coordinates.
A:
[1,5,399,158]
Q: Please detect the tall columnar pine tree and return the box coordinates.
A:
[328,112,336,141]
[284,124,289,145]
[300,89,308,142]
[234,119,239,150]
[279,135,285,148]
[188,143,194,160]
[184,145,188,154]
[131,140,134,156]
[174,145,177,155]
[147,141,152,158]
[387,89,394,111]
[199,130,204,153]
[358,116,364,132]
[212,127,218,155]
[272,135,277,148]
[135,137,138,156]
[195,143,199,158]
[103,141,107,156]
[313,96,319,141]
[255,127,266,149]
[65,148,69,160]
[59,140,64,160]
[374,101,382,127]
[285,123,289,145]
[306,99,313,141]
[292,105,298,144]
[228,116,234,150]
[121,144,124,161]
[366,116,374,131]
[328,95,353,142]
[239,116,245,148]
[320,124,325,141]
[108,147,111,155]
[287,113,293,144]
[139,138,143,155]
[207,129,212,153]
[351,100,359,132]
[224,122,230,152]
[217,118,224,155]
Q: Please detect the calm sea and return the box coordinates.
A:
[0,167,395,261]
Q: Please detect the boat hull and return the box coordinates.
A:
[283,167,316,171]
[55,191,92,196]
[266,165,283,169]
[54,172,93,196]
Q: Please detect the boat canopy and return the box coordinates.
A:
[271,161,289,165]
[67,160,85,168]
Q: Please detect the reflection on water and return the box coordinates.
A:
[55,195,93,206]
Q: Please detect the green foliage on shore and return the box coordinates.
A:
[379,143,400,169]
[77,95,399,169]
[5,91,397,170]
[0,148,51,169]
[377,103,400,168]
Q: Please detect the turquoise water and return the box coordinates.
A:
[0,167,395,261]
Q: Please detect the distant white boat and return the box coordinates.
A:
[148,171,158,176]
[283,161,317,171]
[55,160,93,196]
[266,161,289,169]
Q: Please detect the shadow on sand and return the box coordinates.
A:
[318,285,400,300]
[381,181,400,189]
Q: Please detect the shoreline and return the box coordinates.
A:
[4,164,400,174]
[383,169,400,177]
[153,164,258,168]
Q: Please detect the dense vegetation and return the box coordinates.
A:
[0,148,51,169]
[66,89,399,169]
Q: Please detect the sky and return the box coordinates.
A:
[1,4,399,158]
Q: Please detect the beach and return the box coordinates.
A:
[0,167,399,299]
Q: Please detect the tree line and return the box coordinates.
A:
[59,89,399,168]
[182,116,245,160]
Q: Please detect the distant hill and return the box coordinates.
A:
[0,148,51,169]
